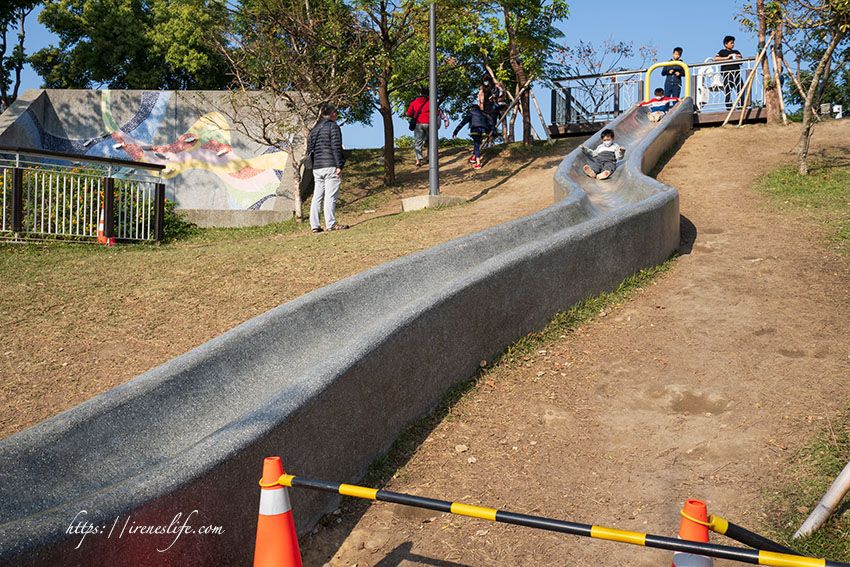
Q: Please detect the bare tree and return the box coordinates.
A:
[557,38,658,118]
[781,0,850,174]
[214,0,374,216]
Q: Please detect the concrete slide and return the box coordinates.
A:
[0,98,694,566]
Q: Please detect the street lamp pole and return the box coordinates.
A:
[428,0,439,196]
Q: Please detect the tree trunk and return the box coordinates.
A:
[797,115,813,175]
[507,106,517,143]
[757,0,782,124]
[508,55,532,145]
[377,75,396,186]
[504,7,532,145]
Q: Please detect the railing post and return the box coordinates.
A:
[692,74,697,106]
[104,176,115,241]
[565,87,572,124]
[550,89,558,125]
[613,82,620,117]
[11,168,23,233]
[154,183,165,242]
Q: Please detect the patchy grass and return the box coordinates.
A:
[761,407,850,561]
[754,153,850,253]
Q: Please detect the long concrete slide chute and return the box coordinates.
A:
[0,98,694,566]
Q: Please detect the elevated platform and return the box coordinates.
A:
[549,106,766,137]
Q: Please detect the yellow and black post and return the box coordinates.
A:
[265,472,849,567]
[708,514,800,556]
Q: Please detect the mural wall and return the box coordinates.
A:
[0,90,300,225]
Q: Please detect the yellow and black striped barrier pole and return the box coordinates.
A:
[708,514,801,556]
[262,473,850,567]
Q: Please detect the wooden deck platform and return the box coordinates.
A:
[548,107,767,137]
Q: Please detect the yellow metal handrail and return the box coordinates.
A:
[644,61,690,101]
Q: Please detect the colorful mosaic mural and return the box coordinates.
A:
[12,91,291,210]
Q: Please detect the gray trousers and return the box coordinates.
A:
[413,123,428,162]
[590,157,617,174]
[310,167,341,229]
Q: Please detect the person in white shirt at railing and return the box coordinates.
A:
[714,35,743,110]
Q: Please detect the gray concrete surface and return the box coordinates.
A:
[0,99,693,566]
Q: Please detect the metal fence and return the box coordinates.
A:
[0,147,165,243]
[690,58,764,112]
[551,57,764,125]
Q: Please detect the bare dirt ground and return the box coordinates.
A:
[2,120,849,566]
[295,120,850,567]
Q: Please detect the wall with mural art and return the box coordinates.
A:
[0,89,300,226]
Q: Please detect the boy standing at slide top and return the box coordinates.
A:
[579,129,626,180]
[661,47,684,98]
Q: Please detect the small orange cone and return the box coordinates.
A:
[96,208,114,246]
[672,499,713,567]
[254,457,302,567]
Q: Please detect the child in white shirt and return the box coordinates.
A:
[579,129,626,180]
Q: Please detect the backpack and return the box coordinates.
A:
[701,59,724,91]
[408,98,426,131]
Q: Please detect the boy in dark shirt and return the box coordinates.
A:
[715,35,743,110]
[661,47,684,99]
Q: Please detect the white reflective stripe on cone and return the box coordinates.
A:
[259,487,292,516]
[672,552,713,567]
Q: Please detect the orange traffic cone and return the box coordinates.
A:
[672,499,713,567]
[254,456,302,567]
[96,208,114,246]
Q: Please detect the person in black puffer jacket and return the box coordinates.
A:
[306,103,348,232]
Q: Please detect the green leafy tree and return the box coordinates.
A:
[349,0,427,185]
[342,0,485,184]
[30,0,229,89]
[485,0,569,145]
[0,0,37,112]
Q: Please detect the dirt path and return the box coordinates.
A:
[297,120,850,567]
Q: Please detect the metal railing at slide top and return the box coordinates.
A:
[0,146,166,243]
[551,56,764,125]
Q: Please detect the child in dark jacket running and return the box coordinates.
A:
[452,105,490,169]
[579,129,626,180]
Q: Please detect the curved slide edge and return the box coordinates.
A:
[0,99,694,566]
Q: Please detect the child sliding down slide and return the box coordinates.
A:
[579,129,626,180]
[639,88,680,122]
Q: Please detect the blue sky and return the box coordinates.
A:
[15,0,754,148]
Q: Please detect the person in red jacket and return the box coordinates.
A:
[406,88,448,166]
